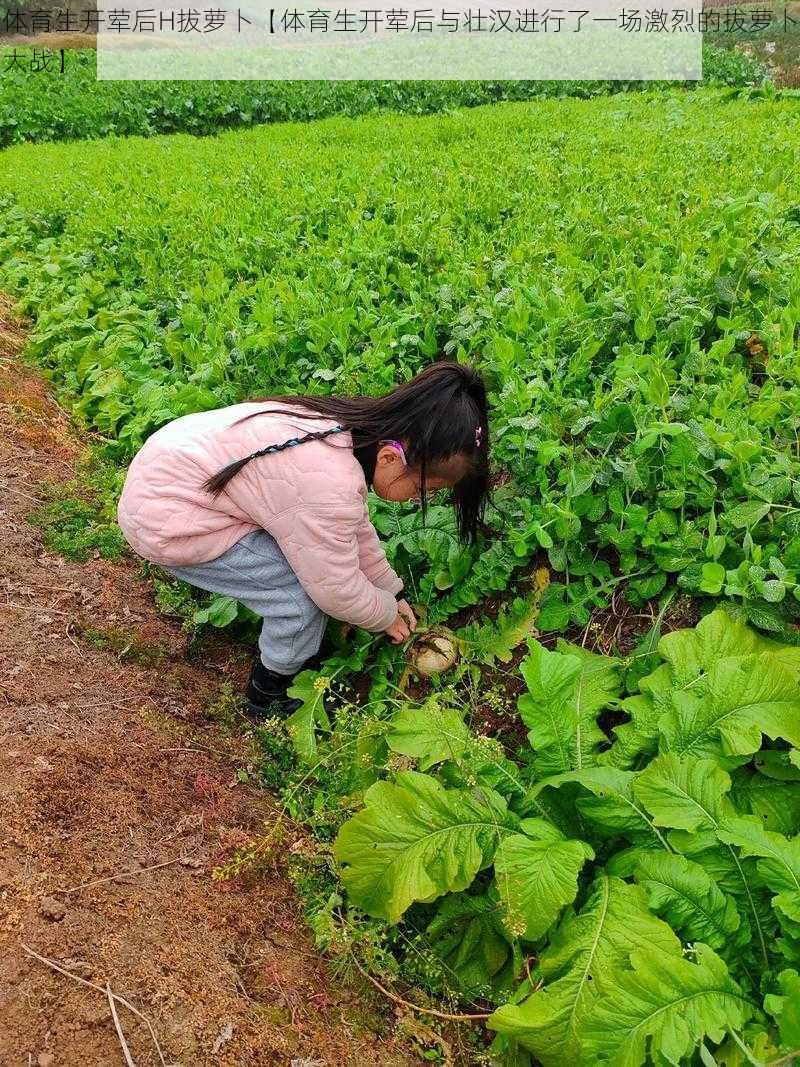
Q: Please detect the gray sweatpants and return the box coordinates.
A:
[163,530,327,675]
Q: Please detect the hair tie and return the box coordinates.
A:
[247,424,345,464]
[475,425,483,449]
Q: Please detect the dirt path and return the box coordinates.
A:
[0,305,415,1066]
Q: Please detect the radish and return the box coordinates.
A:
[409,628,458,676]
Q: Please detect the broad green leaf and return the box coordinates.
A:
[603,692,660,769]
[700,562,726,595]
[660,653,800,759]
[516,781,588,842]
[509,816,569,843]
[718,816,800,905]
[457,591,546,666]
[192,594,240,627]
[726,500,771,528]
[423,892,513,999]
[671,846,774,972]
[640,661,686,711]
[603,659,677,768]
[606,844,665,879]
[488,876,681,1066]
[494,822,594,942]
[755,749,800,781]
[732,768,800,835]
[583,943,753,1066]
[657,608,800,688]
[713,1029,781,1067]
[764,969,800,1049]
[657,609,760,687]
[535,766,671,848]
[758,578,787,603]
[634,852,742,951]
[386,698,470,770]
[487,1034,535,1067]
[519,640,621,776]
[334,771,516,923]
[716,816,800,961]
[535,583,572,632]
[632,754,733,832]
[605,613,782,767]
[657,607,800,683]
[775,918,800,964]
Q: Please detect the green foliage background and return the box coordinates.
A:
[0,44,768,146]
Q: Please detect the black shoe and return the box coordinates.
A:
[243,651,345,721]
[244,657,302,720]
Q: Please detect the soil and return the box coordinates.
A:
[0,302,418,1065]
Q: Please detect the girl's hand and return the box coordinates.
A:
[396,598,418,633]
[384,612,412,644]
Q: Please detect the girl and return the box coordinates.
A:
[117,361,490,717]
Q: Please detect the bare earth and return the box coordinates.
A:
[0,302,416,1066]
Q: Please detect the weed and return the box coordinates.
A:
[205,684,250,734]
[78,623,167,665]
[30,449,126,562]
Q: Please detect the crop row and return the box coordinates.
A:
[0,43,768,146]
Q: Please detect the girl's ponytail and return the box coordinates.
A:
[203,456,254,497]
[202,426,345,496]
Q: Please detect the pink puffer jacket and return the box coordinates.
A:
[117,402,403,632]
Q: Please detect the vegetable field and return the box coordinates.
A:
[3,73,800,1066]
[0,44,767,146]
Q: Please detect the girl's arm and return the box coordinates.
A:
[269,503,399,632]
[355,503,403,596]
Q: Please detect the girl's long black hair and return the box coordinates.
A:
[202,361,491,544]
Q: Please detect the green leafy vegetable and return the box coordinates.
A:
[489,876,681,1065]
[422,892,513,999]
[583,943,753,1066]
[632,754,734,833]
[634,852,742,950]
[385,697,470,770]
[494,821,594,941]
[333,771,516,923]
[519,640,621,776]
